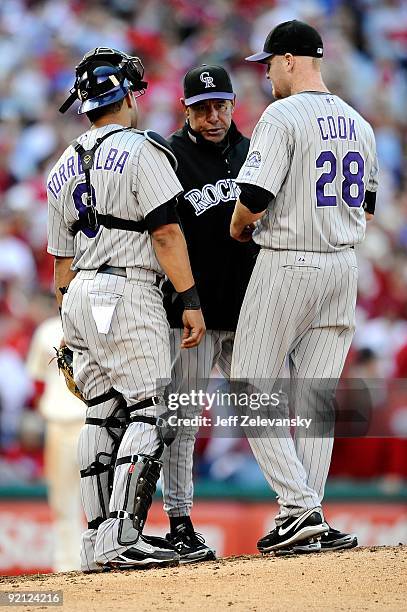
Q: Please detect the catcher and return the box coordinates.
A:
[48,46,205,572]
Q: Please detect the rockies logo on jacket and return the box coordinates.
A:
[164,121,259,331]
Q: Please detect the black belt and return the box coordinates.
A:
[98,264,127,277]
[97,264,164,288]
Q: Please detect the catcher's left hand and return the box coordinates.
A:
[54,346,85,403]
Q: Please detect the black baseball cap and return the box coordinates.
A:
[183,65,235,106]
[246,20,324,63]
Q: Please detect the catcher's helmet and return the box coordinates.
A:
[59,47,148,114]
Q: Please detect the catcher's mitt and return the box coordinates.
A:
[54,346,85,403]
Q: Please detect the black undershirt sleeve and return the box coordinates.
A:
[238,182,274,214]
[145,197,180,233]
[363,190,376,215]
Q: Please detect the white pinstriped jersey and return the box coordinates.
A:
[237,92,379,252]
[47,124,182,273]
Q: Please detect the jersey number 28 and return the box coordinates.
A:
[316,151,364,208]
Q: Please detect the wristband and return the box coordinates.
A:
[363,191,376,215]
[238,183,274,213]
[178,284,201,310]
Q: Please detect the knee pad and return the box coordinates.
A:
[80,391,128,529]
[128,395,178,448]
[110,453,162,546]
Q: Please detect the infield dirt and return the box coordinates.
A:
[1,545,406,611]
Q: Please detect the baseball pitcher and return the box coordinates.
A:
[230,21,378,555]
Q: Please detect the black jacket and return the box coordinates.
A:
[164,121,259,331]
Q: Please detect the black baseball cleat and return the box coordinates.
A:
[105,534,180,569]
[166,524,216,564]
[276,526,358,555]
[274,536,322,557]
[141,533,179,551]
[320,526,358,551]
[287,525,358,554]
[257,508,328,553]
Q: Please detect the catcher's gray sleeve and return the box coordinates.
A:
[47,191,75,257]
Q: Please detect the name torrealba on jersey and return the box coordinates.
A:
[47,124,182,273]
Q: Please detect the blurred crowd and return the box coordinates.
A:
[0,0,406,486]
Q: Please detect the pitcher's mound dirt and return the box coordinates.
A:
[1,545,406,611]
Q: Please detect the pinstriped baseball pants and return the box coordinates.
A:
[161,328,234,517]
[62,270,171,569]
[231,248,358,524]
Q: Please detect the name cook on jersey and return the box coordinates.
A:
[317,114,358,141]
[167,414,313,429]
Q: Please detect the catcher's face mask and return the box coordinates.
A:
[59,47,148,114]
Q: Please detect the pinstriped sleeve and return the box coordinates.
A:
[47,190,75,257]
[367,139,379,193]
[132,140,183,218]
[236,119,292,197]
